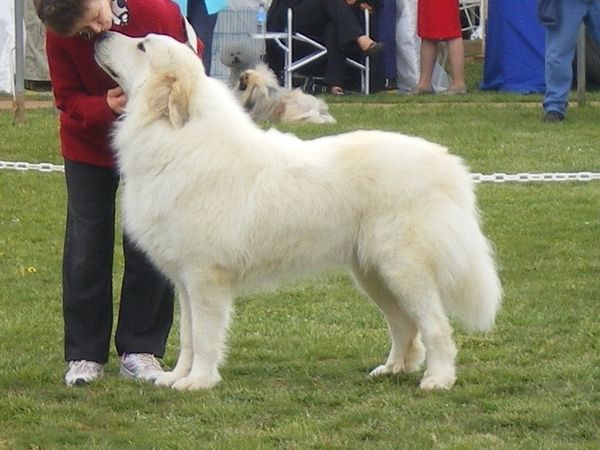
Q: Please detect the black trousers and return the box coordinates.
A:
[187,1,219,75]
[63,160,174,363]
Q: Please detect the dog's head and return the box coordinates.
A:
[236,65,280,101]
[234,65,291,122]
[236,70,255,93]
[219,42,259,69]
[94,32,203,128]
[235,67,273,113]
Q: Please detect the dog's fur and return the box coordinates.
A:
[235,64,336,124]
[219,41,262,87]
[94,32,501,391]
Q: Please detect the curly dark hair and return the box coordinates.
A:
[33,0,87,35]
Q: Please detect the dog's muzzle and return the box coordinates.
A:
[94,32,120,79]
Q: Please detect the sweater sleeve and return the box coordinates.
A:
[46,34,117,128]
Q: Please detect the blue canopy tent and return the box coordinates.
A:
[481,0,545,93]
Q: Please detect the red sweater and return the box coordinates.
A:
[46,0,203,168]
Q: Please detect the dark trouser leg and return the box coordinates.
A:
[378,0,397,79]
[63,160,118,364]
[323,22,348,86]
[187,1,219,75]
[115,235,174,358]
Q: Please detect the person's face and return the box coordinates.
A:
[69,0,113,36]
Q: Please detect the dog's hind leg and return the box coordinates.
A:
[170,268,234,391]
[155,279,193,388]
[352,262,425,378]
[378,263,458,390]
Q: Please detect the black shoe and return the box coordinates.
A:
[384,78,397,91]
[542,110,564,123]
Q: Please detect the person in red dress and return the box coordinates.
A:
[413,0,466,94]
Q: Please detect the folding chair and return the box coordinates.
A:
[459,0,482,38]
[257,8,371,94]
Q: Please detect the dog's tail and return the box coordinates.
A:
[448,218,501,332]
[428,179,502,333]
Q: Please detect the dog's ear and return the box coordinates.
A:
[147,73,190,129]
[166,77,190,129]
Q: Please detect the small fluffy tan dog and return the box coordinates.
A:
[235,64,336,124]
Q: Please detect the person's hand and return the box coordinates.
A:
[106,86,127,114]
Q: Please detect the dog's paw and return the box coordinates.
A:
[369,361,405,378]
[419,374,456,390]
[155,371,184,388]
[171,372,222,391]
[369,364,390,378]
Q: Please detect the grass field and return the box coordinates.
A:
[1,78,599,449]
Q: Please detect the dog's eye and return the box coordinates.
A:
[137,42,146,52]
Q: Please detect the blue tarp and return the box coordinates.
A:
[481,0,545,93]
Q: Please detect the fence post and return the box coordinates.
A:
[13,0,26,125]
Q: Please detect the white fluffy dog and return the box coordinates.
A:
[94,32,501,391]
[234,64,336,124]
[219,41,262,87]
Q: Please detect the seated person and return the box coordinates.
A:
[266,0,383,95]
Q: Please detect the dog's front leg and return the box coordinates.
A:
[171,281,233,391]
[156,281,193,387]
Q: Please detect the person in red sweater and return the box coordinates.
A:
[412,0,466,95]
[34,0,203,386]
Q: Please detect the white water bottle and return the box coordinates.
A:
[256,2,266,34]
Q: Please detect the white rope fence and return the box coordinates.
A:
[1,160,65,173]
[2,160,600,183]
[470,172,600,183]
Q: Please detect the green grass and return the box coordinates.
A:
[1,83,599,449]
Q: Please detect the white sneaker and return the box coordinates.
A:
[65,360,104,386]
[120,353,164,382]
